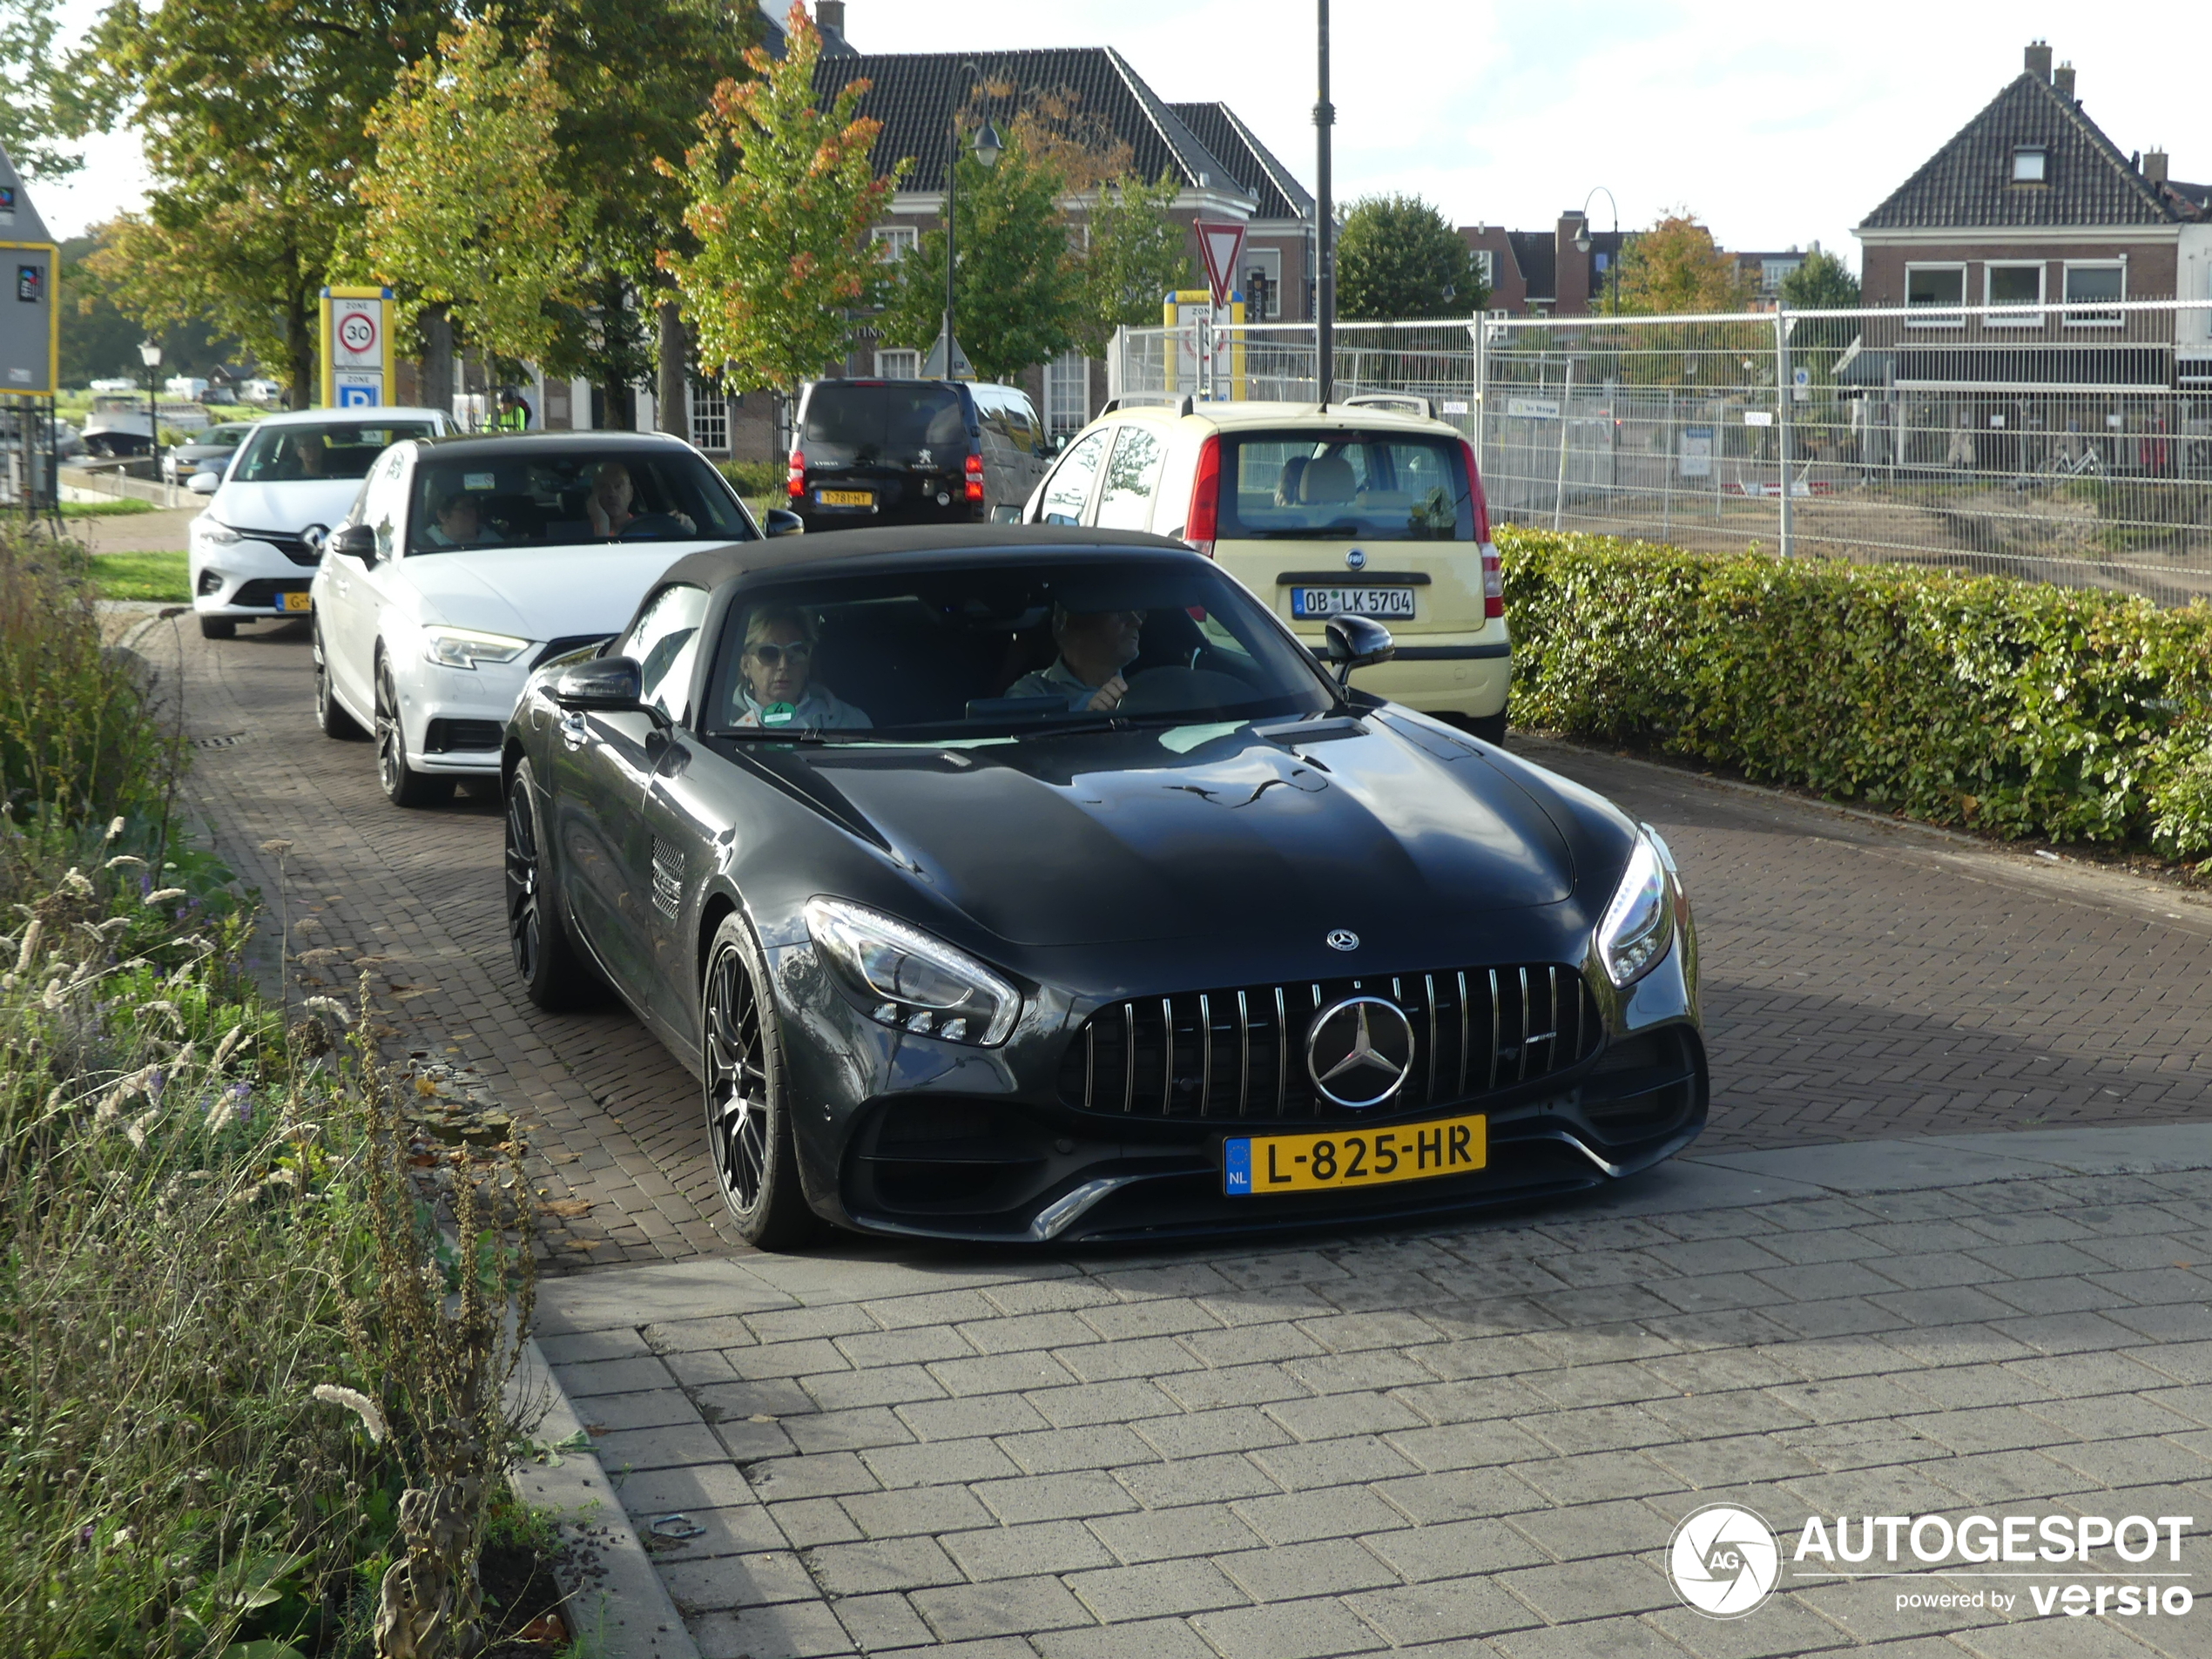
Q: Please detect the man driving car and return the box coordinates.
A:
[1006,605,1144,712]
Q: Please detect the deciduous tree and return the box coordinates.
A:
[1336,194,1487,320]
[1778,243,1861,310]
[662,1,900,401]
[1074,172,1191,358]
[1613,212,1750,315]
[0,0,83,179]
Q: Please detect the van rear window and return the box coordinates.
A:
[802,383,968,466]
[1219,431,1473,542]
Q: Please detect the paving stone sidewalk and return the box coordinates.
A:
[536,1134,2212,1658]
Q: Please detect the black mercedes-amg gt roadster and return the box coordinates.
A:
[501,526,1705,1248]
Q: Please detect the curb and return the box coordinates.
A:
[509,1337,703,1659]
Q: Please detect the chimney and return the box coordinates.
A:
[816,0,845,35]
[2053,61,2074,101]
[2145,150,2169,185]
[2025,40,2053,82]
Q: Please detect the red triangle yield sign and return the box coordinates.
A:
[1195,219,1248,307]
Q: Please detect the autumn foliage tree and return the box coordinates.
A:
[662,3,901,401]
[1613,211,1750,315]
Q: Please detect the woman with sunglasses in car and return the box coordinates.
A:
[729,605,872,731]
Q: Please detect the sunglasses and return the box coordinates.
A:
[748,641,813,668]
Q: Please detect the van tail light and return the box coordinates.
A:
[1460,437,1503,619]
[786,448,806,499]
[1184,434,1221,556]
[964,451,985,503]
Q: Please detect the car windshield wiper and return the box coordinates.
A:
[715,727,828,744]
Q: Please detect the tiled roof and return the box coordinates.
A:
[758,1,856,58]
[1164,102,1313,222]
[814,48,1251,200]
[1859,71,2183,230]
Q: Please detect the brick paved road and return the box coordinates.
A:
[528,1145,2212,1656]
[156,615,2212,1270]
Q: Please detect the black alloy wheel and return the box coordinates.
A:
[502,759,597,1008]
[374,651,454,807]
[314,627,366,739]
[701,914,819,1249]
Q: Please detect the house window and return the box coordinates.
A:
[1905,264,1966,324]
[872,226,917,263]
[689,381,727,454]
[1985,262,2045,324]
[1242,247,1283,320]
[2063,261,2125,325]
[1045,350,1089,435]
[874,349,921,380]
[1472,248,1495,287]
[2012,148,2047,184]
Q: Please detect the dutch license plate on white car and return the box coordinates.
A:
[1291,587,1416,620]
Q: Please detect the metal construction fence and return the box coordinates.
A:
[1109,300,2212,606]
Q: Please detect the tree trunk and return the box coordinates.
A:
[597,374,634,431]
[287,293,317,411]
[419,305,455,420]
[657,300,688,439]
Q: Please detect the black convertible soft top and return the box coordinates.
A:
[658,523,1195,589]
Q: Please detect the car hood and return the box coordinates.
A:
[209,479,362,535]
[398,542,725,640]
[750,718,1575,953]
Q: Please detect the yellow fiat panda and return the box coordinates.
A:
[1022,396,1509,739]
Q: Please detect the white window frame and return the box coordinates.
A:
[1983,261,2046,326]
[1045,350,1089,436]
[688,381,728,453]
[1905,262,1966,327]
[1471,247,1496,288]
[1241,246,1284,320]
[2062,260,2126,327]
[873,348,921,380]
[2012,147,2047,184]
[871,226,917,263]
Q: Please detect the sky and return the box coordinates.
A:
[24,0,2212,263]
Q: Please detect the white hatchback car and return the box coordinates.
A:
[311,431,787,806]
[187,408,452,638]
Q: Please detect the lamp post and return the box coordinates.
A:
[1572,187,1621,314]
[941,63,1002,381]
[1314,0,1335,408]
[138,340,163,482]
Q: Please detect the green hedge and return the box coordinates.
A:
[1496,528,2212,858]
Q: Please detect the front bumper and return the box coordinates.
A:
[774,924,1705,1246]
[191,533,318,620]
[392,656,533,775]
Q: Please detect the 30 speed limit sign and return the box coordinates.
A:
[338,311,377,355]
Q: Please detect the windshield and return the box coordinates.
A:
[1219,430,1474,542]
[408,448,753,553]
[233,421,439,483]
[800,382,968,468]
[704,557,1335,739]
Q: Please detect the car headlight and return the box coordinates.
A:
[1595,826,1677,988]
[199,521,242,546]
[422,626,530,669]
[805,896,1020,1046]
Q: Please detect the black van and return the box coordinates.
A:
[787,379,1051,530]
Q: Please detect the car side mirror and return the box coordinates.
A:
[327,523,376,561]
[187,469,220,496]
[551,654,646,712]
[762,508,804,538]
[1325,615,1396,686]
[988,503,1021,523]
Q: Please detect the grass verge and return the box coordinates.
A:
[59,497,156,519]
[91,550,191,604]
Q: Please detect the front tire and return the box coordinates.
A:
[1465,709,1507,745]
[374,652,453,808]
[702,914,820,1250]
[314,628,366,739]
[199,616,236,640]
[503,759,599,1008]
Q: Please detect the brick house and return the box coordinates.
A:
[1853,41,2211,391]
[1460,212,1624,316]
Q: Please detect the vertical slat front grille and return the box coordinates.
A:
[1062,964,1602,1122]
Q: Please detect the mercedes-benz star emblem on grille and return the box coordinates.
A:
[1345,548,1367,570]
[1325,929,1359,952]
[1305,995,1415,1109]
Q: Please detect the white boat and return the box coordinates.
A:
[81,395,153,457]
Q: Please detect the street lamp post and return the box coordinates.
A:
[941,63,1002,381]
[1573,187,1621,314]
[138,340,163,482]
[1314,0,1335,408]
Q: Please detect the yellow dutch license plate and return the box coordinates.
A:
[1224,1112,1487,1197]
[817,489,873,508]
[280,592,313,613]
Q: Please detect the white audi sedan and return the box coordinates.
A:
[188,408,452,638]
[311,431,792,806]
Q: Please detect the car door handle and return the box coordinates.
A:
[558,711,587,748]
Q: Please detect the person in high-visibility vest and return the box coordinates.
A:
[493,388,531,433]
